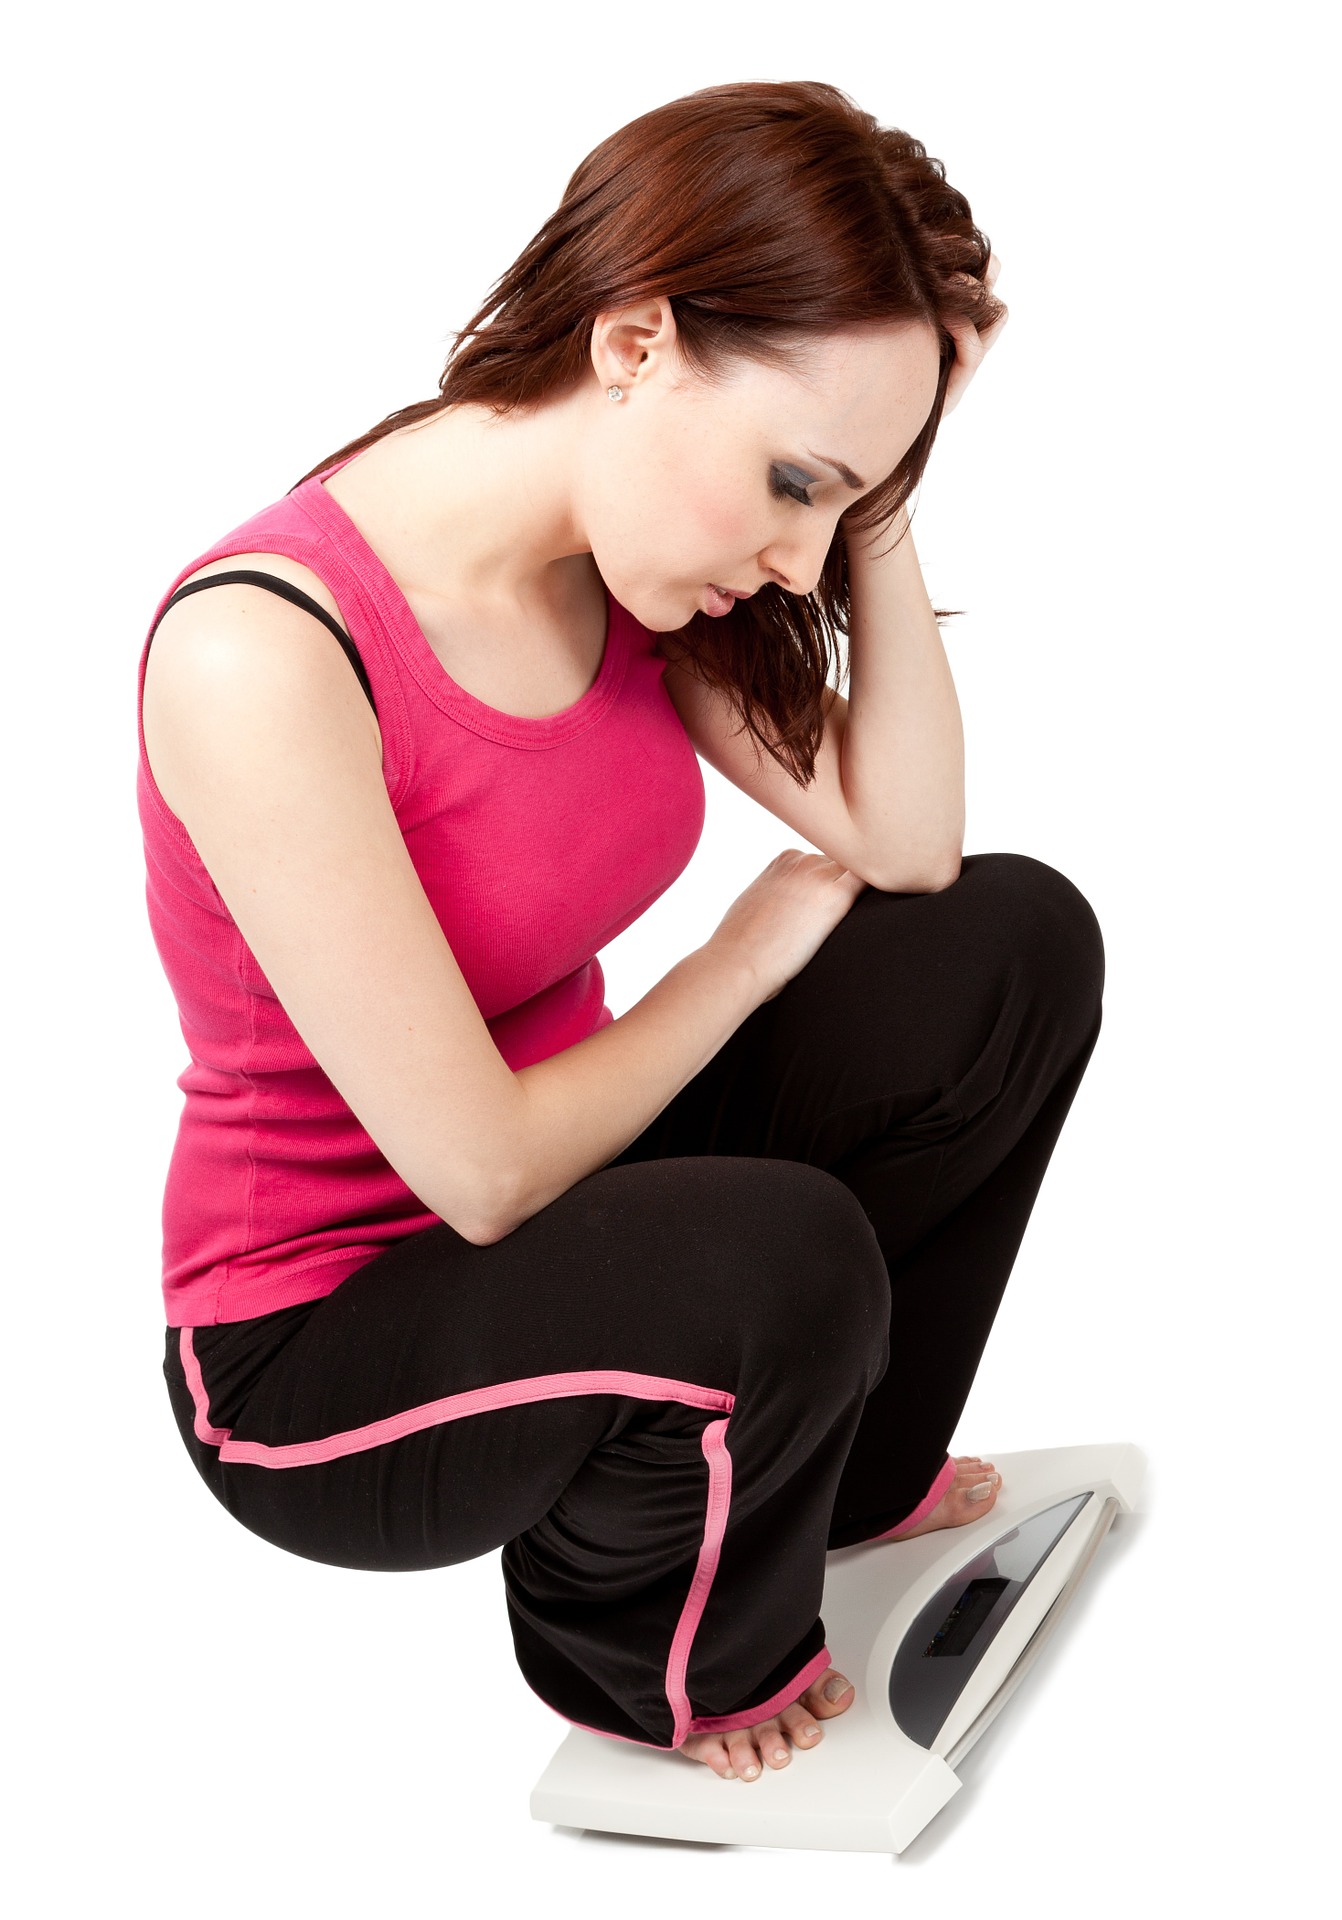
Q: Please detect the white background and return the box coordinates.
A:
[6,1,1334,1912]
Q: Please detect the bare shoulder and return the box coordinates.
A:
[153,549,350,642]
[143,549,382,823]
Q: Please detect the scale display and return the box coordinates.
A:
[889,1492,1092,1747]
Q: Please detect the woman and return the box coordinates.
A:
[137,79,1103,1785]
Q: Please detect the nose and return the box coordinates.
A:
[760,525,839,599]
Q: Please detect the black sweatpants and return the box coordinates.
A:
[162,851,1105,1751]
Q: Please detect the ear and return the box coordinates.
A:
[590,296,678,392]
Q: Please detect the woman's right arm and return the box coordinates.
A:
[142,585,793,1246]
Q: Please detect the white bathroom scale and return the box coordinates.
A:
[530,1440,1145,1855]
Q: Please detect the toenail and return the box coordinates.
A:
[721,1768,736,1780]
[742,1764,759,1778]
[967,1481,994,1501]
[823,1674,852,1702]
[803,1725,819,1739]
[773,1747,788,1761]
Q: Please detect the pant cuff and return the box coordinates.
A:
[683,1644,834,1739]
[535,1643,836,1751]
[863,1452,957,1542]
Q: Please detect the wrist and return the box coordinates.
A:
[698,934,771,1008]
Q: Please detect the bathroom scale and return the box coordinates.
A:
[530,1440,1145,1855]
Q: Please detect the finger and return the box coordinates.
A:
[948,321,986,373]
[979,303,1009,350]
[964,324,988,366]
[950,264,1007,345]
[942,311,990,416]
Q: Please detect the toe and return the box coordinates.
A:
[728,1731,762,1781]
[779,1701,822,1745]
[954,1456,993,1479]
[679,1732,736,1779]
[800,1667,855,1718]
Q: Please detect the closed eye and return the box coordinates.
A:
[770,465,815,507]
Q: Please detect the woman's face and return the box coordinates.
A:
[580,307,943,631]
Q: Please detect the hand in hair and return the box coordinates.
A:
[942,252,1008,417]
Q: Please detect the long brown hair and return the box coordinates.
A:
[292,80,1004,786]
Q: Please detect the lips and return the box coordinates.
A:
[706,581,757,616]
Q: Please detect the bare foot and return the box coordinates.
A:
[676,1456,1003,1781]
[677,1665,858,1782]
[888,1454,1002,1540]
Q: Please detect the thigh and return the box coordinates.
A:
[609,850,1105,1177]
[165,1151,890,1573]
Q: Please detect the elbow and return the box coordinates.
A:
[872,847,963,895]
[455,1212,507,1249]
[925,848,963,892]
[454,1208,519,1249]
[463,1190,521,1248]
[455,1084,534,1244]
[437,1166,521,1249]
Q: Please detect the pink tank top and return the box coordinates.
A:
[136,453,706,1326]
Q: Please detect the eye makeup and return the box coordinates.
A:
[804,449,867,490]
[771,463,816,506]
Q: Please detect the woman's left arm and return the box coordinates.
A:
[839,253,1007,891]
[839,503,967,890]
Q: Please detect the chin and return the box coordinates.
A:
[624,586,696,635]
[596,559,699,634]
[653,609,699,636]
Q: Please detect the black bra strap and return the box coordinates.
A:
[147,569,378,719]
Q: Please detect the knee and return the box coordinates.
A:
[719,1161,891,1375]
[584,1156,890,1392]
[961,852,1105,1030]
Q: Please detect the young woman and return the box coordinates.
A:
[137,79,1103,1786]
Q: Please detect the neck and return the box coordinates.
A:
[348,388,598,616]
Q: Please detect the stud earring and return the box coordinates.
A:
[607,385,624,402]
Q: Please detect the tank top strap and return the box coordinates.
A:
[147,569,377,718]
[139,480,415,821]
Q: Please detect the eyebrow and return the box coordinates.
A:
[804,448,867,491]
